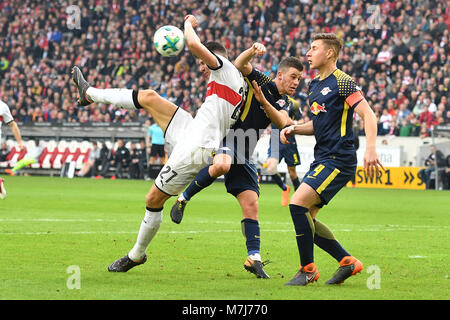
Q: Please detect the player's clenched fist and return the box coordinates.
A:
[280,126,295,144]
[184,15,198,28]
[251,43,266,56]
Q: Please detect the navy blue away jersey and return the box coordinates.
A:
[225,68,289,158]
[308,69,364,168]
[235,68,289,132]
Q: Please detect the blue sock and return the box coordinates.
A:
[272,173,287,191]
[241,218,260,257]
[183,166,216,201]
[289,204,315,266]
[314,219,350,262]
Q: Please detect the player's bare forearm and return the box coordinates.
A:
[233,43,266,76]
[355,99,377,151]
[263,101,290,129]
[184,15,218,68]
[355,99,385,176]
[251,80,288,128]
[291,120,314,135]
[280,121,313,144]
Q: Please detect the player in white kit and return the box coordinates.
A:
[72,15,249,272]
[0,100,25,199]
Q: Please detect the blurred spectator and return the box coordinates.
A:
[412,94,427,117]
[0,142,9,161]
[130,140,147,179]
[77,141,100,177]
[379,109,393,135]
[114,139,130,179]
[419,105,435,129]
[418,145,446,189]
[96,142,113,179]
[409,115,422,136]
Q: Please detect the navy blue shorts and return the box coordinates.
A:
[217,146,260,197]
[225,160,260,197]
[301,159,356,207]
[268,136,300,167]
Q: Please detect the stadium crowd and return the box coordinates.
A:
[0,0,448,138]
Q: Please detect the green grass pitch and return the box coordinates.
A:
[0,176,448,300]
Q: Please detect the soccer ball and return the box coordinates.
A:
[153,25,185,57]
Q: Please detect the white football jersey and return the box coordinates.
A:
[0,100,14,143]
[188,53,247,148]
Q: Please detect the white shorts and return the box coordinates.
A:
[164,107,193,146]
[154,108,214,196]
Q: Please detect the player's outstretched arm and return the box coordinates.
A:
[251,80,289,129]
[184,15,219,69]
[354,99,385,178]
[233,43,266,76]
[280,121,314,144]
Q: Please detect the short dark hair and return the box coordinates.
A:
[205,41,227,58]
[278,56,304,73]
[312,33,343,60]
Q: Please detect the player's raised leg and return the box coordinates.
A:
[108,185,170,272]
[72,66,177,132]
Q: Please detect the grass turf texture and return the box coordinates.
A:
[0,175,448,300]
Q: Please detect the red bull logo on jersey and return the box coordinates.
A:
[310,101,326,115]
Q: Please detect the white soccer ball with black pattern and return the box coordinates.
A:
[153,26,185,57]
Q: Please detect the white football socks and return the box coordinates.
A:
[249,253,262,261]
[128,208,163,262]
[86,87,137,110]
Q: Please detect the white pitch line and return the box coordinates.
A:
[0,226,449,236]
[0,218,106,222]
[1,218,449,230]
[1,218,449,235]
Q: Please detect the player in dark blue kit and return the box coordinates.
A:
[265,97,303,206]
[170,44,304,279]
[281,33,384,286]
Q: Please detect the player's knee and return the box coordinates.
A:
[241,199,258,220]
[210,163,231,177]
[265,159,278,175]
[266,164,278,175]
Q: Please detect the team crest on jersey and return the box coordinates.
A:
[276,99,286,107]
[321,87,331,95]
[310,101,326,115]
